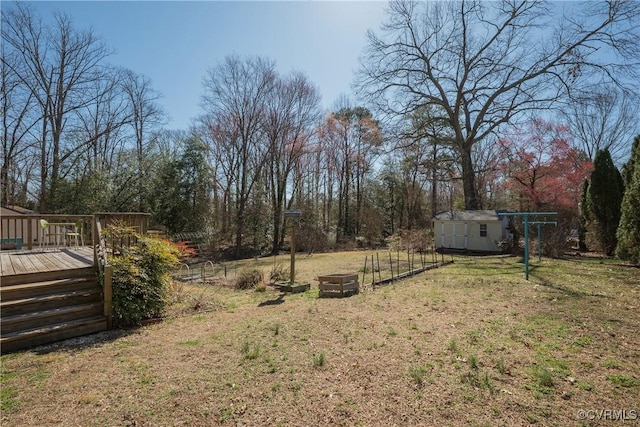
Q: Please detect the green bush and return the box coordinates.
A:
[616,135,640,264]
[108,235,179,327]
[587,149,623,256]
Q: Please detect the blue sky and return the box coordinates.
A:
[26,1,388,130]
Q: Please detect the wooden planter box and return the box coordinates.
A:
[317,273,359,297]
[273,282,310,293]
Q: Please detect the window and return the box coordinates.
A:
[480,224,487,237]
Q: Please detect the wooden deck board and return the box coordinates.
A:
[38,252,63,272]
[10,255,27,275]
[42,252,74,270]
[1,248,94,277]
[0,254,13,276]
[17,254,38,273]
[24,253,48,272]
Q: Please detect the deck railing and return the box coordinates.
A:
[94,216,113,329]
[93,212,151,250]
[0,214,93,250]
[0,212,152,251]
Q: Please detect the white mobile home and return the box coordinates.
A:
[433,210,512,253]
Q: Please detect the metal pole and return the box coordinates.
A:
[499,213,557,280]
[537,223,542,261]
[524,214,529,280]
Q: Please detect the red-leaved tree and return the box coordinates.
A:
[498,119,593,213]
[498,118,593,255]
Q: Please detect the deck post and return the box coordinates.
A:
[92,216,98,266]
[27,216,33,250]
[104,265,113,329]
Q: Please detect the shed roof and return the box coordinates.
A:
[433,210,502,222]
[1,205,37,215]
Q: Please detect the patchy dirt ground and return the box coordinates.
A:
[2,254,639,426]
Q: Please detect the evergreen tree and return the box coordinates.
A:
[151,138,212,234]
[616,135,640,263]
[621,135,640,187]
[587,149,624,256]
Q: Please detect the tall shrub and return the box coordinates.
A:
[587,149,624,256]
[109,234,180,327]
[616,135,640,263]
[621,135,640,187]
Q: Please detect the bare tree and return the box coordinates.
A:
[321,97,382,241]
[2,3,112,211]
[262,71,320,254]
[314,123,338,235]
[403,105,458,219]
[563,87,640,164]
[72,67,130,173]
[201,55,276,257]
[1,45,39,207]
[357,0,640,210]
[121,69,165,210]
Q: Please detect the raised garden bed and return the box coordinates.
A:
[273,282,310,293]
[317,273,359,297]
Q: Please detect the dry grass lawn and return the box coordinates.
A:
[1,252,639,426]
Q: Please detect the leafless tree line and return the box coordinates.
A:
[1,4,164,212]
[197,57,391,255]
[356,0,640,210]
[2,1,639,257]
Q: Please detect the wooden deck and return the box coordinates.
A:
[0,247,94,277]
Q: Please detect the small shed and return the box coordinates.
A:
[433,210,512,253]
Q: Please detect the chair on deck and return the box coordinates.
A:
[39,219,65,250]
[65,220,84,248]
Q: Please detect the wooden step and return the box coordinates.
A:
[1,275,98,301]
[0,288,102,317]
[0,316,107,353]
[1,267,96,286]
[0,263,107,354]
[1,303,103,334]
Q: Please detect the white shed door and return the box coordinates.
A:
[440,222,468,249]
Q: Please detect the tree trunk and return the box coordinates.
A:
[460,145,479,210]
[271,185,285,255]
[234,201,245,258]
[431,144,438,219]
[39,119,49,213]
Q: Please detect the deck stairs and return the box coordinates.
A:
[1,267,107,353]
